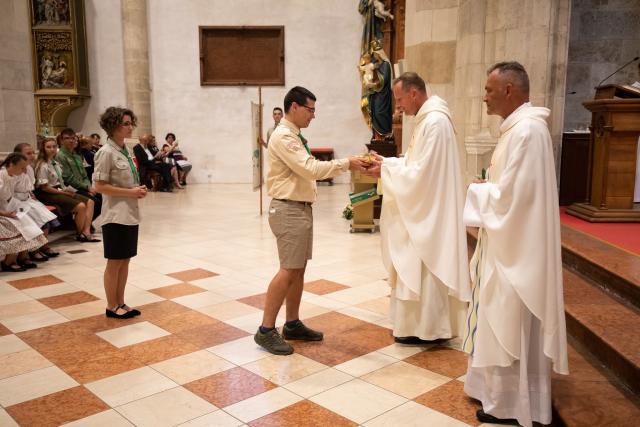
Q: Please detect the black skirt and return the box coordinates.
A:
[102,223,139,259]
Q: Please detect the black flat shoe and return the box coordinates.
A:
[394,336,440,345]
[77,234,101,243]
[29,251,49,262]
[41,248,59,258]
[17,260,37,269]
[105,308,136,319]
[476,409,520,425]
[119,304,141,316]
[1,262,26,272]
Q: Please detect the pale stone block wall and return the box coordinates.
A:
[0,0,36,152]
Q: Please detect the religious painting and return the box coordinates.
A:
[34,32,75,90]
[32,0,71,26]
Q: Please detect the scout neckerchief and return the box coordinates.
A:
[51,160,65,187]
[297,133,312,155]
[119,145,140,185]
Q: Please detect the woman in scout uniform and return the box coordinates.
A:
[34,138,96,241]
[94,107,148,319]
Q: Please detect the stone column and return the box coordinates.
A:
[121,0,152,137]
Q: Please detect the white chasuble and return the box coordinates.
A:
[462,103,569,427]
[380,96,470,340]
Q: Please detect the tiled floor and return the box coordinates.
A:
[0,184,491,426]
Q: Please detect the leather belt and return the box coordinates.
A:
[273,198,312,206]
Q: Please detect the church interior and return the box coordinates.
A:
[0,0,639,426]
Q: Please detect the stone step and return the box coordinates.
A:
[552,341,640,426]
[561,226,640,311]
[563,268,640,395]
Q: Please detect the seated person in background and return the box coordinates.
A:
[164,132,192,186]
[77,136,95,178]
[13,143,60,260]
[149,136,182,189]
[34,138,99,243]
[133,135,174,192]
[0,153,48,271]
[89,133,102,151]
[55,128,102,218]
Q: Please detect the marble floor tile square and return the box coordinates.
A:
[309,379,407,424]
[85,366,178,407]
[7,274,63,290]
[355,296,390,317]
[2,309,69,333]
[168,268,218,282]
[184,367,277,408]
[298,301,331,320]
[175,322,249,349]
[0,348,52,379]
[237,293,268,310]
[0,365,78,406]
[414,380,481,426]
[123,335,201,365]
[5,386,109,427]
[224,387,303,423]
[196,300,261,322]
[62,409,134,426]
[404,345,469,378]
[336,306,385,324]
[172,290,231,309]
[0,324,11,336]
[302,311,367,334]
[214,283,265,300]
[248,400,357,427]
[96,321,170,348]
[22,282,79,299]
[207,335,273,365]
[303,279,350,295]
[178,409,243,426]
[361,361,451,399]
[149,282,207,299]
[376,342,434,360]
[333,351,397,377]
[121,289,165,307]
[0,285,36,306]
[60,348,146,384]
[134,300,190,322]
[283,368,353,398]
[0,300,49,320]
[115,386,217,427]
[151,349,234,384]
[38,291,100,309]
[300,294,351,311]
[0,334,30,356]
[56,300,107,320]
[243,353,328,386]
[364,401,470,427]
[0,408,18,426]
[150,307,217,331]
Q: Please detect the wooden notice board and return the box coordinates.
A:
[199,26,284,86]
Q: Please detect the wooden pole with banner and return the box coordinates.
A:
[258,86,263,215]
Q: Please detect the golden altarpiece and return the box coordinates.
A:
[29,0,89,136]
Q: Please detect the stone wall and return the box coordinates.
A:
[404,0,571,183]
[564,0,640,131]
[0,0,35,152]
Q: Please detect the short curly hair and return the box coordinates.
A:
[99,106,137,137]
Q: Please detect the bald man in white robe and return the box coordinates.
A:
[462,61,569,427]
[366,72,470,345]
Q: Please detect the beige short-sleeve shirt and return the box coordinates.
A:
[36,161,63,188]
[92,139,140,227]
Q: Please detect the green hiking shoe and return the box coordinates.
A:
[254,328,294,355]
[282,320,324,341]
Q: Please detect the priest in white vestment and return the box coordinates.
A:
[366,72,470,344]
[462,62,569,427]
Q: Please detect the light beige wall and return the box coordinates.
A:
[404,0,571,182]
[0,0,36,152]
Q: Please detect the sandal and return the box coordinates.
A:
[1,262,26,272]
[41,248,59,258]
[76,233,101,243]
[29,251,49,262]
[17,259,37,269]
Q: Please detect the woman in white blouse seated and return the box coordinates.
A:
[34,138,98,242]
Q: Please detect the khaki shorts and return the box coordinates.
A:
[268,199,313,269]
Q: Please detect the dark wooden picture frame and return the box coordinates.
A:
[199,26,285,86]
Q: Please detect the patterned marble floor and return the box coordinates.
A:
[0,184,495,427]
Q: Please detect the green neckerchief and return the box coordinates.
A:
[297,133,311,155]
[119,146,140,185]
[51,160,65,187]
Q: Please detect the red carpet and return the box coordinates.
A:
[560,207,640,255]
